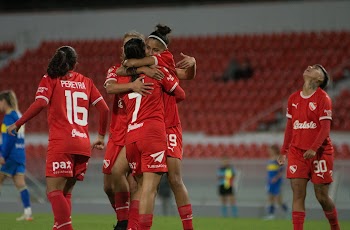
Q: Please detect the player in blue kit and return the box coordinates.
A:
[264,144,289,220]
[0,90,33,221]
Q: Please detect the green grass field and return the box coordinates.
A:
[1,213,349,230]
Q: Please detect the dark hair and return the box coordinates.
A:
[0,90,18,111]
[47,46,77,78]
[124,38,146,81]
[316,64,329,89]
[148,24,172,47]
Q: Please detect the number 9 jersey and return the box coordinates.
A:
[35,71,104,156]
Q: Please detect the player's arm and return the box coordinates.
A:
[7,99,47,136]
[92,98,109,150]
[105,77,154,96]
[122,56,156,68]
[175,53,197,80]
[116,66,164,81]
[171,84,186,103]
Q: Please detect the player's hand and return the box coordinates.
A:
[92,134,105,150]
[140,66,164,80]
[132,76,154,96]
[0,156,5,165]
[7,124,20,136]
[303,149,316,159]
[176,53,196,69]
[122,59,135,68]
[277,154,286,165]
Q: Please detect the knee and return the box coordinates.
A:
[104,183,113,195]
[168,173,183,188]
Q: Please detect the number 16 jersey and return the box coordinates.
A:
[35,71,103,156]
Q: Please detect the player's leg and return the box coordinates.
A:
[47,177,72,230]
[111,146,131,230]
[127,175,142,230]
[277,193,289,217]
[313,183,340,230]
[63,177,77,215]
[228,189,237,217]
[139,172,162,230]
[0,171,8,196]
[264,193,275,220]
[220,193,228,217]
[312,153,340,230]
[13,172,33,221]
[290,178,308,230]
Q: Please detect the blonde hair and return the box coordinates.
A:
[0,90,19,111]
[123,30,145,42]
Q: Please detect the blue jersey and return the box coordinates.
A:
[0,110,25,164]
[267,159,283,185]
[217,166,235,189]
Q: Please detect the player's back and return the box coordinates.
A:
[121,74,166,144]
[36,71,103,155]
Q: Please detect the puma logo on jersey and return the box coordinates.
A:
[150,151,165,163]
[292,103,298,109]
[168,146,175,152]
[316,173,324,179]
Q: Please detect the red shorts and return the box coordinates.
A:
[166,125,183,160]
[103,138,124,174]
[126,139,167,176]
[287,146,334,184]
[46,152,90,181]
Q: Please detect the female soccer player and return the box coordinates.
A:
[278,65,340,230]
[121,37,185,230]
[0,90,33,221]
[103,31,165,230]
[122,24,196,230]
[7,46,109,230]
[264,144,288,220]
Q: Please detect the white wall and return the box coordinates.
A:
[0,0,350,44]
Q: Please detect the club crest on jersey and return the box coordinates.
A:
[309,102,317,111]
[118,99,124,109]
[289,165,297,174]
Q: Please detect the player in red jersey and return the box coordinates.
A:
[278,65,340,230]
[121,38,185,230]
[103,31,164,230]
[7,46,109,230]
[122,24,196,230]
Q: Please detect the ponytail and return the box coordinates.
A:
[47,46,77,78]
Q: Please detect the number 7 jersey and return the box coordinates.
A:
[35,71,104,156]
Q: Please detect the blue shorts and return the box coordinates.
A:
[267,182,282,195]
[0,159,25,176]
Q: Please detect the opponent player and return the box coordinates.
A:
[121,37,185,230]
[264,144,288,220]
[278,65,340,230]
[7,46,109,230]
[103,31,165,230]
[0,90,33,221]
[122,24,196,230]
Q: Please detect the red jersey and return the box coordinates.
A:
[104,64,127,145]
[286,87,333,154]
[119,72,180,145]
[35,71,103,156]
[152,50,181,127]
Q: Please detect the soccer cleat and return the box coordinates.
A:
[113,220,128,230]
[263,214,275,220]
[16,213,33,221]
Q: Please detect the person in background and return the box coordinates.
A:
[0,90,33,221]
[7,46,109,230]
[264,144,289,220]
[278,64,340,230]
[217,157,238,217]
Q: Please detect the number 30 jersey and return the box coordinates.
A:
[35,71,103,156]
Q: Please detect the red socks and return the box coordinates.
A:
[139,214,153,230]
[178,204,194,230]
[292,211,305,230]
[65,193,72,214]
[127,200,140,230]
[324,208,340,230]
[114,192,130,221]
[47,190,73,230]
